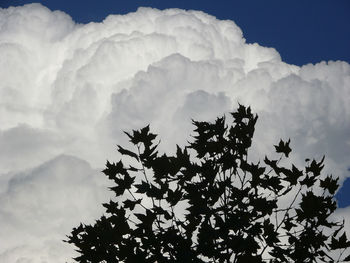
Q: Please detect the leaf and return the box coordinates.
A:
[264,174,284,192]
[109,184,126,196]
[297,191,330,220]
[135,209,156,230]
[284,165,303,185]
[263,219,279,245]
[124,125,157,147]
[148,184,164,199]
[332,220,345,238]
[306,156,325,177]
[330,232,350,249]
[102,201,125,217]
[274,139,292,157]
[166,187,183,206]
[320,175,339,195]
[102,160,128,180]
[250,197,277,215]
[124,173,135,189]
[123,198,142,210]
[117,145,139,160]
[236,254,262,263]
[300,174,317,187]
[109,173,135,196]
[283,215,297,231]
[135,180,150,194]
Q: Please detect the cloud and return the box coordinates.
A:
[0,155,110,262]
[0,125,63,174]
[0,3,349,261]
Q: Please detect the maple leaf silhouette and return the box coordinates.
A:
[274,139,292,157]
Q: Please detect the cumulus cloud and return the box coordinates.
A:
[0,3,349,262]
[0,155,110,262]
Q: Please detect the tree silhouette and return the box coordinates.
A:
[66,104,350,262]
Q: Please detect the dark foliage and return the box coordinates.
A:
[66,105,350,262]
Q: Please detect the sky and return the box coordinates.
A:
[0,1,349,262]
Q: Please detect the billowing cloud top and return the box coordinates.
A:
[0,3,349,262]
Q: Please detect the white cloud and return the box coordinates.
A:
[0,155,110,262]
[0,3,349,262]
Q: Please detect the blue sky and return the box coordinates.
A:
[336,169,350,208]
[0,2,350,261]
[1,0,350,66]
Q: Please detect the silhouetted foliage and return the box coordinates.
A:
[66,104,350,262]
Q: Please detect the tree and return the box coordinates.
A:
[66,104,350,262]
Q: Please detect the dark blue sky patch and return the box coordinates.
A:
[336,169,350,208]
